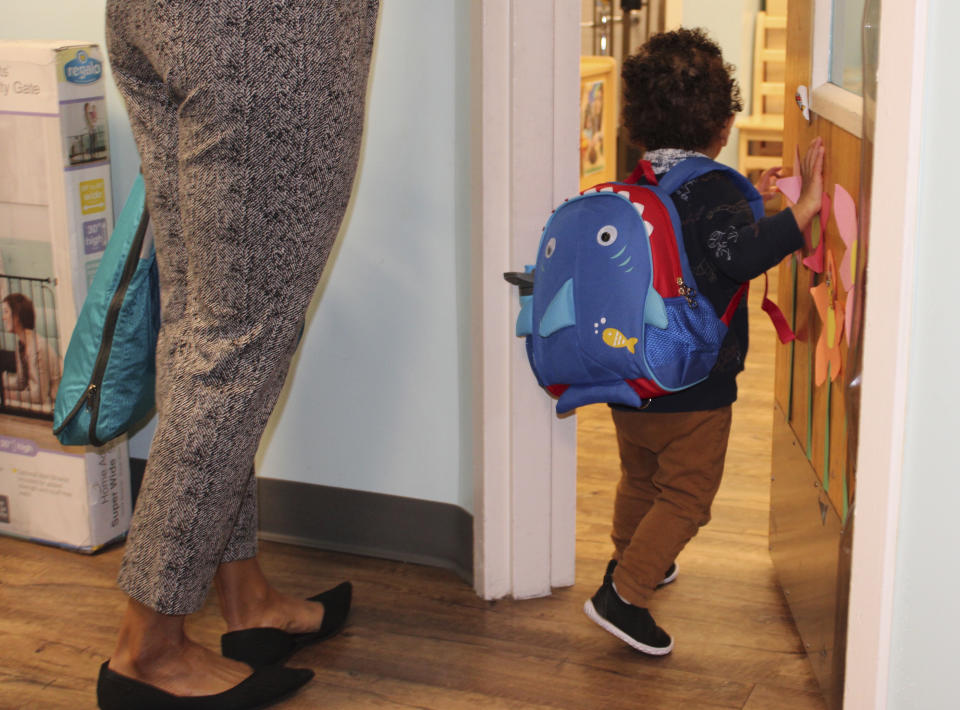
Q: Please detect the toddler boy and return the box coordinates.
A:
[583,28,824,655]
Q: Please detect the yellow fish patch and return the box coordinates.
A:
[602,328,638,354]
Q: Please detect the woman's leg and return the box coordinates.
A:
[113,0,378,617]
[214,469,326,635]
[105,0,255,695]
[104,0,378,693]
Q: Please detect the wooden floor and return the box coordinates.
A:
[0,276,828,710]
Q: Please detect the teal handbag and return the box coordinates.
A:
[53,174,159,447]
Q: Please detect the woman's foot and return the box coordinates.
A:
[223,589,352,664]
[109,598,253,698]
[215,558,329,634]
[97,661,313,710]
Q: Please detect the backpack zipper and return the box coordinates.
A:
[676,276,698,308]
[53,207,150,447]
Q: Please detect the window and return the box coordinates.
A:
[830,0,866,96]
[811,0,865,137]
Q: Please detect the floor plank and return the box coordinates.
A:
[0,274,827,709]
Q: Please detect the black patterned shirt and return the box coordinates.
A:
[613,158,804,413]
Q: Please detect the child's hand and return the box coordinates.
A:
[790,137,825,233]
[754,166,783,200]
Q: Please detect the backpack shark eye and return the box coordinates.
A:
[596,225,618,246]
[544,237,557,258]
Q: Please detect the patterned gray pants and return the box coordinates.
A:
[106,0,378,615]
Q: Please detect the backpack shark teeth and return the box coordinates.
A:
[644,220,654,236]
[633,202,645,216]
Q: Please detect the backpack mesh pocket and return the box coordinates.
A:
[644,297,726,390]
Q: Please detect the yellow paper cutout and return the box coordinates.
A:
[810,250,844,386]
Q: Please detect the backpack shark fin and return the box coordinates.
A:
[644,288,668,329]
[539,278,576,337]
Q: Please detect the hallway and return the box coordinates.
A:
[0,275,827,709]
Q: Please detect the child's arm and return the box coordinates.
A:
[754,166,783,200]
[787,137,825,234]
[688,137,824,284]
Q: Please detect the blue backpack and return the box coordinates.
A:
[505,158,770,414]
[53,174,158,446]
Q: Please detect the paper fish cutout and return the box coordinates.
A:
[831,184,859,340]
[795,85,811,122]
[778,144,805,205]
[799,193,830,273]
[833,184,858,291]
[602,328,638,354]
[802,214,823,272]
[777,176,802,205]
[810,250,844,385]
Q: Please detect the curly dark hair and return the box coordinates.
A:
[3,293,35,331]
[621,28,742,152]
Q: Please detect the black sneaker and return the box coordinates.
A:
[604,559,679,588]
[603,559,618,585]
[583,583,674,655]
[659,561,679,587]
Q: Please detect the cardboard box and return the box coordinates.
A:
[0,41,131,552]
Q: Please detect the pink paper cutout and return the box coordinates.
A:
[777,145,806,206]
[833,184,858,291]
[820,191,832,229]
[777,176,802,205]
[803,230,825,272]
[833,184,857,242]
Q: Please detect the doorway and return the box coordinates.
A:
[574,1,863,708]
[473,0,924,705]
[578,1,835,707]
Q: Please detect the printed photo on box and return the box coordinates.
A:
[0,244,61,420]
[63,98,109,166]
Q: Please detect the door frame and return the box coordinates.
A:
[470,0,580,601]
[471,1,927,705]
[842,1,928,707]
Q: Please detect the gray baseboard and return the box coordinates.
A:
[130,459,474,584]
[257,477,473,585]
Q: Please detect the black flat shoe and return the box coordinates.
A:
[96,661,313,710]
[221,581,352,668]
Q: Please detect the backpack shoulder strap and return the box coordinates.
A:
[657,157,765,221]
[657,157,795,343]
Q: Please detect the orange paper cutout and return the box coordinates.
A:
[810,250,844,386]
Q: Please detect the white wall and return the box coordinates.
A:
[2,1,475,513]
[682,0,764,167]
[887,0,960,705]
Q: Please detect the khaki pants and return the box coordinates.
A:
[609,406,733,607]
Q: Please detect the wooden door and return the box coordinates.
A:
[769,1,865,708]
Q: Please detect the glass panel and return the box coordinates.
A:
[830,0,866,95]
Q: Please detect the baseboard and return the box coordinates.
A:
[257,477,474,585]
[129,458,473,584]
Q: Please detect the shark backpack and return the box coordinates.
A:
[505,157,789,415]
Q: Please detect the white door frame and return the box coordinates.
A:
[470,0,580,600]
[842,1,927,707]
[471,1,928,705]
